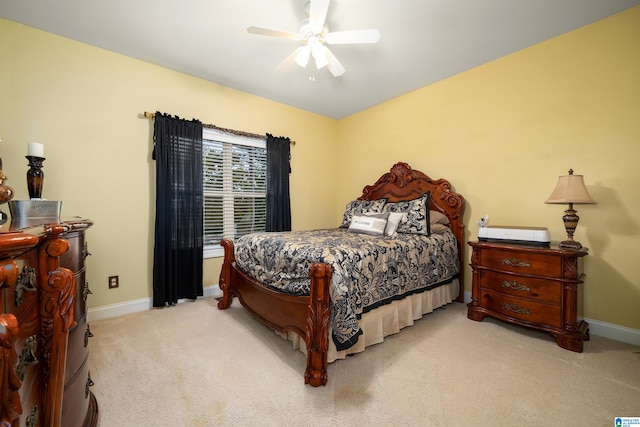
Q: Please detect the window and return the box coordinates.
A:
[202,128,266,258]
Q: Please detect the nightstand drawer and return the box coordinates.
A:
[478,271,562,303]
[479,290,562,328]
[479,249,561,277]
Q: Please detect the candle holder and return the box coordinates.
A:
[26,156,45,200]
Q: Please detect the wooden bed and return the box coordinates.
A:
[218,162,465,386]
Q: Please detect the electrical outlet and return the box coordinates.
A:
[108,276,119,289]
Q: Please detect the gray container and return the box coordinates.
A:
[9,200,62,229]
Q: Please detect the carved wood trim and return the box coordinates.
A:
[563,257,579,280]
[0,314,22,425]
[217,239,236,310]
[304,264,331,387]
[37,237,74,427]
[0,259,19,292]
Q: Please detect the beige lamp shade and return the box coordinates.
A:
[545,170,596,205]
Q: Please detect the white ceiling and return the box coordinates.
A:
[2,0,639,119]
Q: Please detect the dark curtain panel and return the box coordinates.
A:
[152,113,204,306]
[266,133,292,232]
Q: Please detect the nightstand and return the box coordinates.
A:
[467,240,589,352]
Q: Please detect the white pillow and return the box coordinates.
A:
[383,212,405,236]
[348,213,389,235]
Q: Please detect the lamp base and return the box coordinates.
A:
[560,206,583,250]
[559,239,583,250]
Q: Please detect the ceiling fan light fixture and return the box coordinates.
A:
[310,39,328,69]
[294,45,311,68]
[313,52,328,70]
[247,0,379,78]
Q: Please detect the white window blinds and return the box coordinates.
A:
[202,128,266,258]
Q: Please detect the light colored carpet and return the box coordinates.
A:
[88,297,640,426]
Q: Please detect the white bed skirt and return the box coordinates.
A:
[276,278,460,363]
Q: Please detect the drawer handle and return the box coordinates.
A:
[15,266,37,307]
[26,406,39,427]
[501,257,531,268]
[83,242,92,260]
[17,335,39,381]
[502,302,531,315]
[84,324,94,347]
[86,371,95,398]
[501,280,530,292]
[83,282,93,301]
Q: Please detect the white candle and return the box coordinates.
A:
[28,142,44,158]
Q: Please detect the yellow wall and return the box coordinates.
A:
[1,6,638,330]
[337,7,640,329]
[0,18,339,308]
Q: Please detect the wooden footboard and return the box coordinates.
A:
[218,239,331,386]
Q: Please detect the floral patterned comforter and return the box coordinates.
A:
[234,228,460,350]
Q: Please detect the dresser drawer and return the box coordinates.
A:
[66,313,91,385]
[7,296,39,341]
[478,248,561,277]
[14,333,41,426]
[17,376,41,427]
[62,355,92,427]
[478,270,562,304]
[4,258,39,324]
[72,269,88,322]
[479,290,562,328]
[59,232,87,273]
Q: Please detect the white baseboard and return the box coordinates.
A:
[462,290,640,346]
[88,284,222,322]
[90,287,639,346]
[583,317,640,347]
[463,290,472,304]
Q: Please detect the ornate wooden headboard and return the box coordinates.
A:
[358,162,466,301]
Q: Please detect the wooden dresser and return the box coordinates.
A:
[467,240,589,352]
[0,218,97,426]
[58,220,97,427]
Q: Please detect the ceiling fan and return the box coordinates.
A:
[247,0,380,78]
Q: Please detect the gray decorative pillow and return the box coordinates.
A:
[430,223,450,233]
[382,192,431,235]
[430,210,450,226]
[340,198,386,228]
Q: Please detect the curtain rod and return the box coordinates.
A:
[143,112,295,145]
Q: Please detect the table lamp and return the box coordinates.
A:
[545,169,596,249]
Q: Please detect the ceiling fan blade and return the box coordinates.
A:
[324,48,345,77]
[247,26,298,40]
[309,0,330,34]
[325,29,381,44]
